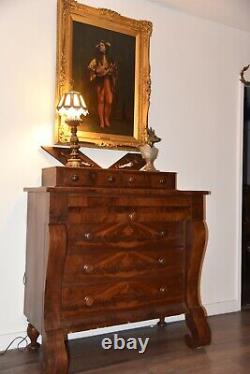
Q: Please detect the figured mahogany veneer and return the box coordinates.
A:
[24,166,211,373]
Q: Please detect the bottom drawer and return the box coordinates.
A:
[62,273,184,313]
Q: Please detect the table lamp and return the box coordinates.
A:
[57,90,88,168]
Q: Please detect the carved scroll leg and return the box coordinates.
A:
[42,330,69,374]
[27,323,40,351]
[185,307,211,348]
[157,316,167,327]
[185,218,211,349]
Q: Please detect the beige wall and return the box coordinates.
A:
[150,0,250,32]
[1,0,250,349]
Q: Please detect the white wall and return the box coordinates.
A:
[150,0,250,32]
[1,0,250,350]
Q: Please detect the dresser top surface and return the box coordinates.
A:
[24,185,209,195]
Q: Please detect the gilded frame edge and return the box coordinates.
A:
[55,0,152,150]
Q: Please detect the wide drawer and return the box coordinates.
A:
[62,272,184,313]
[66,220,185,245]
[67,204,191,226]
[63,246,185,282]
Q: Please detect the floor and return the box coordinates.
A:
[1,311,250,373]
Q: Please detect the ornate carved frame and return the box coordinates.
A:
[55,0,152,149]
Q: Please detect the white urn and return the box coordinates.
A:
[139,143,159,172]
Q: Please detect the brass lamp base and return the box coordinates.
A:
[66,119,82,168]
[66,157,82,168]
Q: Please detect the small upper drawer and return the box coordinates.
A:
[42,167,90,187]
[89,171,122,187]
[149,174,175,189]
[122,172,147,188]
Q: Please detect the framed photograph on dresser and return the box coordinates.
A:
[55,0,152,150]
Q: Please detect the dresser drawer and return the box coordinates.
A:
[122,172,147,188]
[149,174,174,189]
[57,169,90,186]
[67,202,191,227]
[66,221,185,247]
[88,170,122,187]
[62,273,184,313]
[63,246,185,282]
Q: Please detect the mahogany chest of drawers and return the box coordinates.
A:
[24,166,211,373]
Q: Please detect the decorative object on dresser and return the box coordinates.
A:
[57,91,88,168]
[41,146,101,169]
[139,127,161,171]
[41,146,146,171]
[24,166,211,373]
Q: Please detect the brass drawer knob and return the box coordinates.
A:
[128,176,135,183]
[159,287,167,294]
[84,232,93,240]
[158,257,167,265]
[129,211,136,221]
[83,264,94,273]
[84,296,94,307]
[160,230,167,238]
[71,174,79,182]
[160,178,166,184]
[107,175,115,183]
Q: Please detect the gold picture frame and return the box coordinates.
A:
[55,0,152,150]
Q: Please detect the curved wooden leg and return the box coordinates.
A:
[43,329,69,374]
[157,316,167,327]
[27,323,40,351]
[185,220,211,348]
[185,307,211,348]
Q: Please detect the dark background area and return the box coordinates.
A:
[242,86,250,308]
[72,21,136,137]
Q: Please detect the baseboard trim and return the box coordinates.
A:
[205,299,240,316]
[0,299,241,352]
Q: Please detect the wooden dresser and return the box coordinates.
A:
[24,166,211,373]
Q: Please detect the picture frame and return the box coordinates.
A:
[55,0,152,150]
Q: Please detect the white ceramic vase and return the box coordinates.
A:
[139,144,159,171]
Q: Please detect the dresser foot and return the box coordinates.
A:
[185,307,211,348]
[27,323,40,351]
[43,330,69,374]
[157,317,167,327]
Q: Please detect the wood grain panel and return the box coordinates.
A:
[63,246,185,281]
[62,273,185,313]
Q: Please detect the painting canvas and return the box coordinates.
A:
[73,22,135,136]
[55,0,152,149]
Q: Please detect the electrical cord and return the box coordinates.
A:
[0,336,28,356]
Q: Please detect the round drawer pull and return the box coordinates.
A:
[107,175,115,183]
[159,286,167,294]
[84,232,93,240]
[84,296,94,307]
[158,257,167,265]
[160,230,167,238]
[128,176,135,183]
[71,174,79,182]
[129,211,136,221]
[83,264,94,273]
[160,178,166,184]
